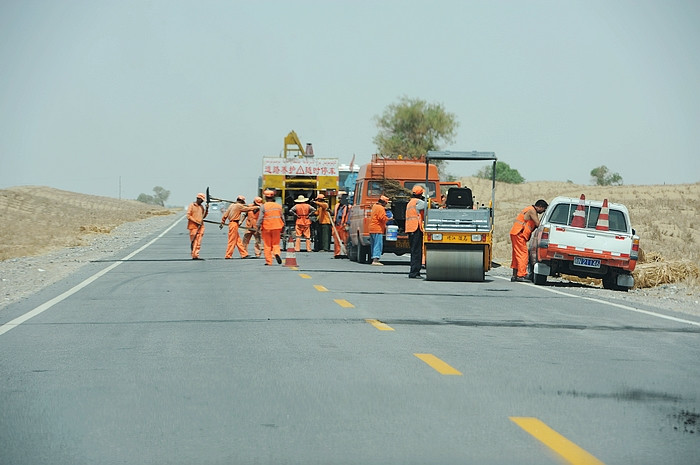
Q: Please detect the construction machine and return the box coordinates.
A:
[260,131,340,248]
[423,151,497,281]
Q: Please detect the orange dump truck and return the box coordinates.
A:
[346,155,445,263]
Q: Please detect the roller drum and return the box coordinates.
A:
[425,248,484,282]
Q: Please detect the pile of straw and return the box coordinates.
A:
[633,258,700,288]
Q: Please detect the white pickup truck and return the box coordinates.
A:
[528,196,640,291]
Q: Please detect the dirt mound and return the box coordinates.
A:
[0,186,176,260]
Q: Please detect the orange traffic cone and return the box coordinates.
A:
[284,244,298,267]
[571,194,586,228]
[596,199,610,231]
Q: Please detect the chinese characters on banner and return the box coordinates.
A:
[262,158,338,176]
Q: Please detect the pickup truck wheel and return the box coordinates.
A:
[533,273,547,285]
[603,274,629,292]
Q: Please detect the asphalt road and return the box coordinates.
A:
[1,216,699,465]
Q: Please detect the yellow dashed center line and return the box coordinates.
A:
[314,285,328,292]
[334,299,355,308]
[366,319,395,331]
[510,417,605,465]
[299,273,311,279]
[414,353,462,375]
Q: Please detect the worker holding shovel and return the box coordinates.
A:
[187,192,209,260]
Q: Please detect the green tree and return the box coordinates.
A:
[373,96,458,163]
[590,165,623,186]
[475,161,525,184]
[137,186,170,206]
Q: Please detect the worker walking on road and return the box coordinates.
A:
[406,185,427,278]
[221,195,259,259]
[187,192,208,260]
[257,189,285,265]
[333,191,350,258]
[510,199,548,281]
[312,193,331,252]
[290,195,316,252]
[369,195,390,266]
[241,196,264,258]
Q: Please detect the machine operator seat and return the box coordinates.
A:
[445,187,474,209]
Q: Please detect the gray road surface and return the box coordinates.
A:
[1,216,699,465]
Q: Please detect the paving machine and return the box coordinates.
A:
[423,151,497,281]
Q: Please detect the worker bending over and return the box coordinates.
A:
[241,196,264,258]
[221,195,259,259]
[510,199,548,281]
[257,189,285,265]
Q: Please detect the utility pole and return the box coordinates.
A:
[119,176,121,200]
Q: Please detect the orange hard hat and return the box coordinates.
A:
[316,193,325,200]
[412,185,424,195]
[379,195,390,203]
[263,189,275,198]
[237,195,246,202]
[254,196,263,205]
[196,193,205,200]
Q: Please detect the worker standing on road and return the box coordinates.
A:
[312,193,331,252]
[510,199,548,281]
[333,191,350,258]
[257,189,285,265]
[221,195,259,259]
[290,195,316,252]
[187,192,208,260]
[406,185,427,278]
[369,195,390,266]
[241,196,264,258]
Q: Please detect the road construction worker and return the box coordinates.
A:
[332,191,350,258]
[187,192,208,260]
[312,193,331,252]
[369,195,389,266]
[241,196,264,258]
[289,194,316,252]
[406,185,427,278]
[510,199,548,281]
[221,195,259,259]
[257,189,285,265]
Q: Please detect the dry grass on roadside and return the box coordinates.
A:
[0,186,176,261]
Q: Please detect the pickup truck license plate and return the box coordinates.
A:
[574,257,601,268]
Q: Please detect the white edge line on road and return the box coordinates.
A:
[0,216,184,337]
[494,275,700,327]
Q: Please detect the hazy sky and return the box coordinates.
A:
[1,0,698,206]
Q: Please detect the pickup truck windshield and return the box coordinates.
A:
[548,203,628,232]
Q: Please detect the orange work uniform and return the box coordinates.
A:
[369,203,388,234]
[222,203,258,259]
[510,205,537,278]
[257,201,285,265]
[333,202,350,257]
[241,203,262,258]
[291,203,315,252]
[187,202,207,259]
